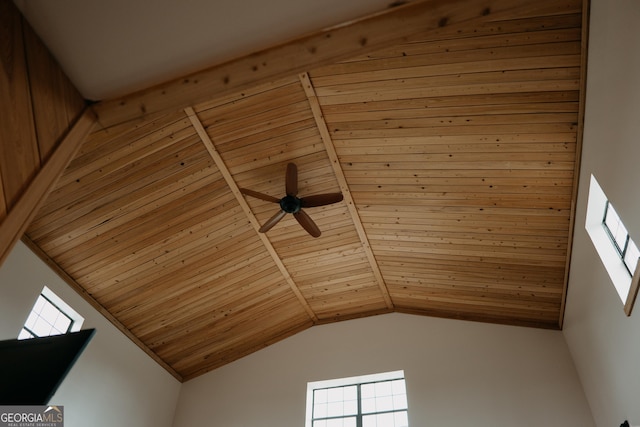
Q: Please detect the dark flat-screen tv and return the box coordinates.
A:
[0,329,95,405]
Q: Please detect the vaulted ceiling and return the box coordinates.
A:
[18,0,587,381]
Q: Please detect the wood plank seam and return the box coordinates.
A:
[299,72,394,309]
[184,106,319,323]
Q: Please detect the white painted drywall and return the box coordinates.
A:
[0,241,182,427]
[562,0,640,425]
[173,313,594,427]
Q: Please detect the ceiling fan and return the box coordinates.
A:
[239,163,343,237]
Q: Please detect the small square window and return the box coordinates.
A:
[19,286,84,340]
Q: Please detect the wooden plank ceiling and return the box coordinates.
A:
[24,0,586,381]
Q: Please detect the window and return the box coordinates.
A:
[19,286,84,340]
[585,175,640,315]
[603,201,640,275]
[306,371,408,427]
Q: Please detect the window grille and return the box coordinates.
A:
[309,372,408,427]
[18,287,84,340]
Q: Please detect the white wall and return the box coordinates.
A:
[562,0,640,426]
[0,241,182,427]
[173,313,593,427]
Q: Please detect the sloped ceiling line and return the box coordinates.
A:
[184,106,319,323]
[558,0,590,328]
[21,233,184,381]
[299,72,394,309]
[91,0,540,130]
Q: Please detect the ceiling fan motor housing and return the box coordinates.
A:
[280,195,302,213]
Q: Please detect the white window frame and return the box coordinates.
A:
[19,286,85,339]
[585,175,640,315]
[602,201,640,275]
[305,370,408,427]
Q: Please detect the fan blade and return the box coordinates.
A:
[239,188,280,203]
[300,192,344,208]
[259,210,287,233]
[286,163,298,196]
[294,209,321,238]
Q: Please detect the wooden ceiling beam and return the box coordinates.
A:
[184,107,319,323]
[299,72,394,310]
[558,0,590,328]
[91,0,545,129]
[0,108,95,266]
